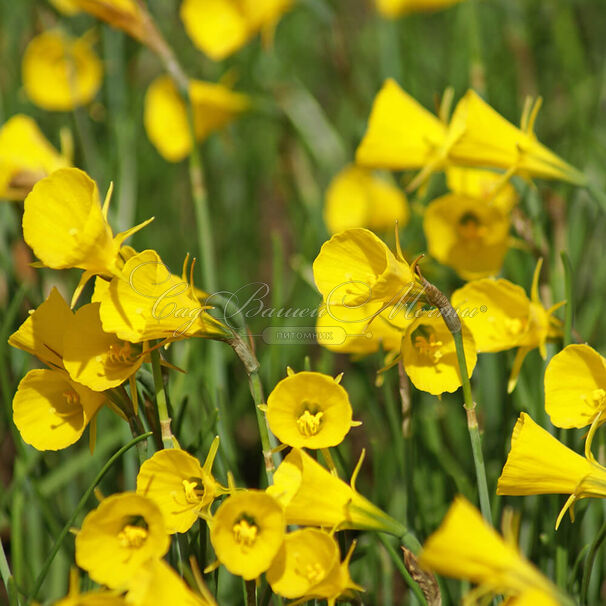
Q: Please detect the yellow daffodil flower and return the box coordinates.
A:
[497,413,606,529]
[0,115,71,200]
[136,438,228,533]
[22,30,103,111]
[451,260,563,392]
[267,448,408,536]
[423,193,511,280]
[323,165,409,234]
[449,90,586,186]
[313,227,424,309]
[209,490,285,580]
[544,344,606,430]
[63,302,144,391]
[144,74,250,162]
[420,496,559,604]
[72,0,149,43]
[267,528,363,605]
[180,0,293,62]
[265,369,360,449]
[401,314,477,395]
[49,0,82,15]
[75,492,170,589]
[376,0,464,18]
[93,249,228,343]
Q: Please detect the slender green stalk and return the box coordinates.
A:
[150,347,173,449]
[245,579,257,606]
[581,518,606,605]
[561,251,574,347]
[0,536,18,606]
[28,433,152,602]
[587,183,606,213]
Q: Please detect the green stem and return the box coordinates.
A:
[561,251,574,347]
[581,518,606,605]
[150,347,173,449]
[245,579,257,606]
[0,536,18,606]
[587,183,606,213]
[28,432,152,602]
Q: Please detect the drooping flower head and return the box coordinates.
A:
[75,492,170,589]
[209,490,285,580]
[266,369,360,449]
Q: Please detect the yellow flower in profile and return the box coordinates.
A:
[73,0,149,44]
[323,165,409,235]
[180,0,293,62]
[22,30,102,111]
[136,438,228,533]
[266,370,360,449]
[420,496,559,604]
[313,227,423,309]
[451,260,563,392]
[267,528,363,605]
[497,413,606,529]
[267,448,408,537]
[449,90,586,186]
[401,314,477,395]
[144,75,250,162]
[63,302,144,391]
[423,193,511,280]
[544,344,606,429]
[0,114,70,200]
[210,490,285,580]
[49,0,82,15]
[93,249,228,343]
[376,0,464,18]
[75,492,170,589]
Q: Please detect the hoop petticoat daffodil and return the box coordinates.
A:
[451,259,563,392]
[375,0,464,18]
[23,168,154,306]
[497,413,606,530]
[419,496,560,605]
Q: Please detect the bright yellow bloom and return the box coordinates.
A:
[507,589,561,606]
[401,314,477,395]
[267,528,363,605]
[497,413,606,529]
[63,302,144,391]
[446,166,519,213]
[22,30,102,111]
[73,0,149,43]
[13,368,105,451]
[313,227,423,309]
[0,115,70,200]
[267,448,406,536]
[420,496,558,604]
[423,193,511,280]
[75,492,170,589]
[209,490,285,580]
[449,90,586,186]
[143,74,250,162]
[323,165,409,235]
[544,344,606,429]
[93,249,228,343]
[451,261,563,392]
[376,0,464,18]
[180,0,293,62]
[49,0,82,15]
[136,439,228,533]
[266,370,359,449]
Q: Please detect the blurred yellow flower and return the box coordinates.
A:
[0,114,70,200]
[266,370,360,449]
[54,569,128,606]
[451,260,563,392]
[376,0,464,18]
[545,344,606,429]
[449,90,586,186]
[209,490,285,580]
[267,528,363,604]
[22,30,102,111]
[63,302,144,391]
[136,438,228,533]
[323,165,409,235]
[420,496,559,604]
[73,0,148,43]
[75,492,170,589]
[423,193,511,280]
[401,314,477,395]
[180,0,293,61]
[144,74,250,162]
[497,413,606,529]
[49,0,82,15]
[267,448,407,536]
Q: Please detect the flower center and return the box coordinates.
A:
[117,524,148,549]
[294,554,325,583]
[457,212,485,241]
[413,328,443,364]
[62,389,80,407]
[182,478,204,504]
[297,409,324,437]
[505,318,524,335]
[233,517,258,550]
[582,388,606,410]
[108,342,135,364]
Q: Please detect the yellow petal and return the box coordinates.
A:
[376,0,464,18]
[446,166,518,213]
[73,0,148,43]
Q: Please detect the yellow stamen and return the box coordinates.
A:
[117,524,148,549]
[182,478,203,504]
[414,333,443,363]
[297,409,324,437]
[233,519,258,549]
[108,342,135,364]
